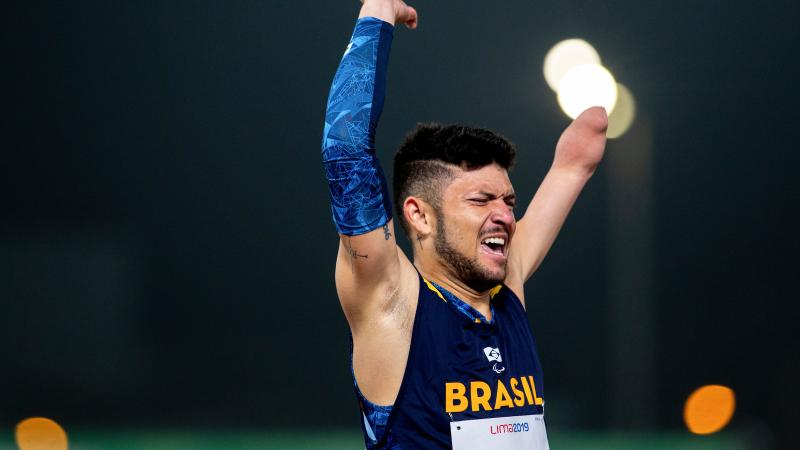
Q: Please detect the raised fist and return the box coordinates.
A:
[359,0,418,29]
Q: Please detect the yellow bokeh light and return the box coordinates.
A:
[15,417,68,450]
[543,39,601,92]
[607,83,636,139]
[684,385,736,435]
[556,64,618,119]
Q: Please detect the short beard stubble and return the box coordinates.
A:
[433,210,505,292]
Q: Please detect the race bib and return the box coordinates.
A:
[450,414,549,450]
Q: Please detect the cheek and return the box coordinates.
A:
[451,223,472,247]
[444,217,477,248]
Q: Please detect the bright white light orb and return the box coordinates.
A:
[543,39,601,92]
[607,83,636,139]
[556,64,618,119]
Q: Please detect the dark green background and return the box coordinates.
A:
[3,1,798,449]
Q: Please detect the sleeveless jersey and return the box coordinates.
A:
[354,273,550,449]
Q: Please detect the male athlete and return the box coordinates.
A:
[321,1,607,448]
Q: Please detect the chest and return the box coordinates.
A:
[404,302,546,421]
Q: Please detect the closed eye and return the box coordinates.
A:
[468,195,515,208]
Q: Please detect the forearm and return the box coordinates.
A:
[514,167,592,280]
[512,106,607,280]
[321,17,395,236]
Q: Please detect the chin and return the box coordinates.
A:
[485,268,507,286]
[468,263,506,291]
[479,258,507,280]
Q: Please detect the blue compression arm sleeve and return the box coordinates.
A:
[322,17,394,236]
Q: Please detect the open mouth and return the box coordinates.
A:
[481,236,506,256]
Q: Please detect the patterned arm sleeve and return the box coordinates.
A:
[321,17,394,236]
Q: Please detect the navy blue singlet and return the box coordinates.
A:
[354,273,548,449]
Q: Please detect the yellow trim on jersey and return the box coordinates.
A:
[422,277,447,302]
[424,278,503,303]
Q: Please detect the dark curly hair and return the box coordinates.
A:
[392,123,516,234]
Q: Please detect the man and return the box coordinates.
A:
[321,1,607,448]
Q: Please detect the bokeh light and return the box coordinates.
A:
[607,83,636,139]
[684,385,736,435]
[15,417,68,450]
[556,64,618,119]
[543,39,601,91]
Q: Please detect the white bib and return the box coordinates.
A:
[450,414,550,450]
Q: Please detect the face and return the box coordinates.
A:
[433,163,516,292]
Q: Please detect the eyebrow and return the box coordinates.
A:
[476,191,516,200]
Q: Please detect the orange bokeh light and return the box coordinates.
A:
[15,417,68,450]
[684,384,736,435]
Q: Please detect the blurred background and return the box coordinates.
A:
[3,0,799,449]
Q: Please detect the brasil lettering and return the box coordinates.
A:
[445,376,543,413]
[490,422,530,434]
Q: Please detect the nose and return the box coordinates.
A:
[490,202,515,230]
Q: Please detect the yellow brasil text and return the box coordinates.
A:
[445,376,543,413]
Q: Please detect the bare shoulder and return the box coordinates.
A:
[371,252,419,324]
[336,233,420,331]
[347,247,420,405]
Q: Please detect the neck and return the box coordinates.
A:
[414,258,493,321]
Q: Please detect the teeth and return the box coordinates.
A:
[483,237,505,245]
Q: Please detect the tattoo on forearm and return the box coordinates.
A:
[345,238,368,272]
[383,224,391,240]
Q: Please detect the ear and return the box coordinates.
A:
[403,196,435,237]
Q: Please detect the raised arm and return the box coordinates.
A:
[321,1,417,320]
[505,107,608,301]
